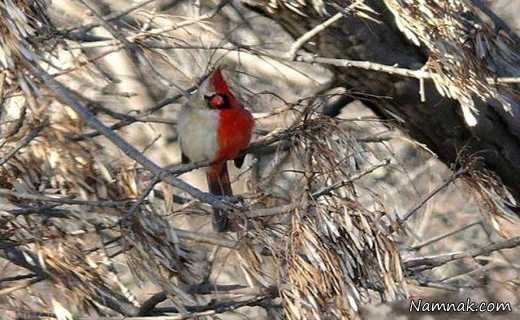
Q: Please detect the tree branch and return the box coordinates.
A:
[405,236,520,272]
[0,122,46,166]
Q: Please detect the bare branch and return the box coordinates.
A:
[63,0,159,35]
[409,220,483,251]
[66,0,231,50]
[296,53,520,84]
[0,122,45,166]
[173,228,238,248]
[0,188,134,207]
[399,169,466,223]
[405,236,520,272]
[287,12,344,60]
[312,159,390,198]
[296,54,431,79]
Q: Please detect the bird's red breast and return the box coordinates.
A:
[209,68,254,163]
[215,107,254,162]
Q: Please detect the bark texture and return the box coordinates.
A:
[244,0,520,200]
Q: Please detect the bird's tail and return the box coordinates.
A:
[207,162,238,232]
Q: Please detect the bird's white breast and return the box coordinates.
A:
[177,106,220,163]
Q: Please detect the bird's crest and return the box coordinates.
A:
[209,67,230,94]
[208,67,241,108]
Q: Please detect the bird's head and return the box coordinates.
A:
[190,67,241,110]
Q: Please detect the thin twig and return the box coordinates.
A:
[63,0,158,35]
[438,262,497,283]
[0,278,41,295]
[173,228,238,248]
[287,12,344,60]
[70,86,196,141]
[296,54,431,79]
[405,236,520,272]
[295,54,520,84]
[5,295,271,320]
[400,169,466,223]
[312,159,390,198]
[246,160,390,219]
[125,176,162,220]
[409,220,482,251]
[67,0,231,50]
[287,0,372,60]
[0,273,37,283]
[246,203,297,218]
[0,188,134,207]
[0,123,45,166]
[77,0,134,50]
[488,77,520,84]
[138,285,275,315]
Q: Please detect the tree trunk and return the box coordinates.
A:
[243,0,520,201]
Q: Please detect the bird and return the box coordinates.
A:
[177,67,254,232]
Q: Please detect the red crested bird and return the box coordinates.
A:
[177,67,254,232]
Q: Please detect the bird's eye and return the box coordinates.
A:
[205,93,228,109]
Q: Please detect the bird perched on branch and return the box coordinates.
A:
[177,67,254,232]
